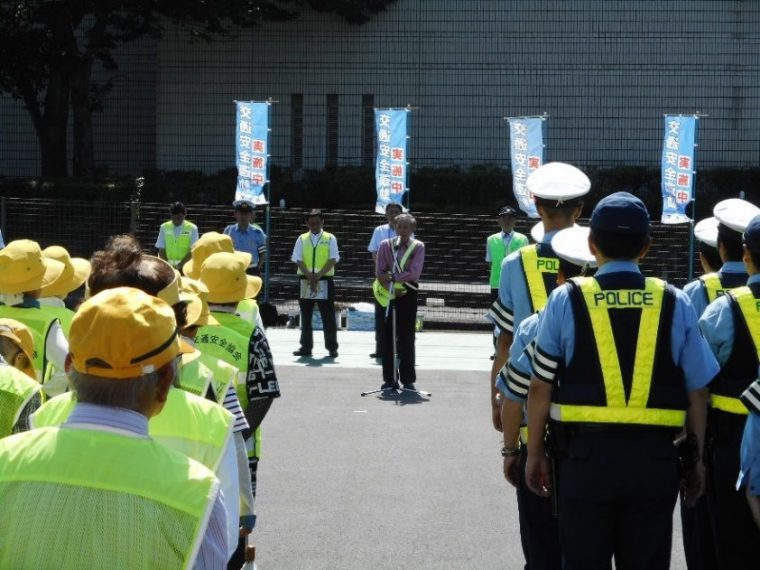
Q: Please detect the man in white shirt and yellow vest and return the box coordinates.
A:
[486,206,529,302]
[156,201,200,270]
[291,209,340,358]
[0,286,228,569]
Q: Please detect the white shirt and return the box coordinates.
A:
[291,231,340,263]
[368,224,397,253]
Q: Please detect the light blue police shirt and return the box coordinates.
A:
[683,261,747,317]
[496,312,540,404]
[531,260,719,391]
[487,231,557,335]
[699,272,760,367]
[223,223,267,265]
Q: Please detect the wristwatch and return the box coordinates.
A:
[501,444,521,457]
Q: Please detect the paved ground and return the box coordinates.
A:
[253,329,687,569]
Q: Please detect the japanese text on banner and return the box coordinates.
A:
[235,102,269,205]
[660,115,697,224]
[375,109,409,214]
[508,118,544,218]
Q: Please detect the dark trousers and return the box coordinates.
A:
[298,279,338,352]
[516,447,562,570]
[555,428,678,570]
[707,412,760,570]
[374,299,385,355]
[680,493,718,570]
[382,289,417,385]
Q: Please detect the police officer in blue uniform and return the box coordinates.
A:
[488,162,590,432]
[699,207,760,568]
[525,192,718,570]
[498,225,596,570]
[739,366,760,529]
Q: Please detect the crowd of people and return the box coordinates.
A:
[487,162,760,569]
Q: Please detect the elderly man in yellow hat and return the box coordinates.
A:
[38,245,91,317]
[0,318,41,436]
[0,240,68,393]
[0,287,228,568]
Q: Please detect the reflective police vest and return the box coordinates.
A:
[550,276,689,427]
[0,306,59,383]
[698,271,747,305]
[0,425,218,569]
[519,243,560,313]
[488,232,529,288]
[0,365,40,437]
[162,220,196,264]
[709,286,760,415]
[298,231,335,276]
[32,387,233,472]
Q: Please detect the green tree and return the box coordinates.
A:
[0,0,395,178]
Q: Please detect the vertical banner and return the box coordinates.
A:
[235,101,270,205]
[375,109,410,213]
[660,115,698,224]
[508,117,544,218]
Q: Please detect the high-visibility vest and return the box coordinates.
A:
[235,298,260,328]
[211,312,255,408]
[0,305,59,382]
[196,351,236,405]
[179,350,215,400]
[709,286,760,415]
[0,425,218,569]
[36,305,75,336]
[32,387,233,472]
[162,220,196,264]
[372,239,421,307]
[518,244,560,313]
[298,231,335,276]
[196,322,251,398]
[488,232,529,288]
[550,276,689,427]
[0,365,40,437]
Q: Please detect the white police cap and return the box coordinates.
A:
[526,162,591,203]
[693,217,719,248]
[530,221,580,243]
[552,226,597,268]
[713,198,760,233]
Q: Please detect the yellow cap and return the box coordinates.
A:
[40,246,91,298]
[182,232,252,279]
[69,287,191,380]
[0,318,37,379]
[200,252,262,304]
[0,240,66,295]
[179,277,220,327]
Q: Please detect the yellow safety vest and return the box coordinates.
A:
[488,232,529,288]
[0,305,59,383]
[197,351,236,405]
[550,277,687,427]
[372,239,420,307]
[179,350,215,400]
[699,273,726,304]
[519,245,559,313]
[298,231,335,276]
[710,287,760,415]
[32,387,233,472]
[235,298,260,329]
[0,365,40,437]
[0,425,218,569]
[162,220,196,264]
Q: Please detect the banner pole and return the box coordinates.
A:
[264,101,273,303]
[687,115,701,282]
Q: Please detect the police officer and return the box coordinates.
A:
[699,207,760,567]
[694,216,723,274]
[525,192,718,570]
[0,287,227,568]
[223,200,268,276]
[684,198,760,317]
[155,201,199,270]
[488,162,590,431]
[739,365,760,528]
[499,225,596,570]
[291,209,340,358]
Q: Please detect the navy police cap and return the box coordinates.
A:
[743,214,760,253]
[498,206,518,217]
[590,192,650,235]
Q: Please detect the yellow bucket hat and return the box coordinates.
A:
[179,277,220,327]
[0,318,37,379]
[0,240,66,295]
[69,287,192,380]
[200,252,262,304]
[183,232,252,279]
[40,245,91,298]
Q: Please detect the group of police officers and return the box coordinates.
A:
[488,162,760,569]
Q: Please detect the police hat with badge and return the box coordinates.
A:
[526,162,591,210]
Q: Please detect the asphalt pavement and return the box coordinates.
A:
[252,329,687,569]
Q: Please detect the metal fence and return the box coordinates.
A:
[0,198,694,329]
